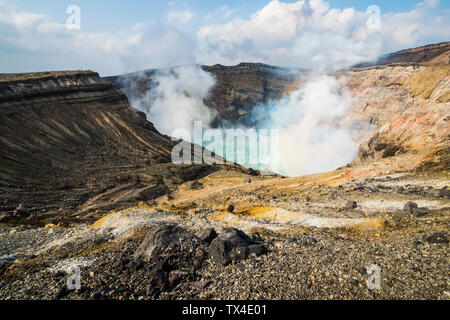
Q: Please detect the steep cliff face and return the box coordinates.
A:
[342,64,449,172]
[0,71,241,224]
[202,63,300,126]
[104,63,300,126]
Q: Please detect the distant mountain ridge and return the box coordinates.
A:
[355,41,450,67]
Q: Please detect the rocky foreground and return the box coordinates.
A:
[1,168,448,300]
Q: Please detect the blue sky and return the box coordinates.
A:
[12,0,444,33]
[1,0,449,75]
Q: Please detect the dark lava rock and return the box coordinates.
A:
[403,202,418,214]
[90,292,106,300]
[190,180,203,190]
[227,203,235,213]
[0,257,16,274]
[435,187,450,199]
[133,224,205,262]
[148,268,169,292]
[56,286,70,300]
[344,201,357,209]
[132,224,208,295]
[403,202,429,217]
[196,228,217,244]
[13,204,29,217]
[0,213,10,223]
[208,228,267,266]
[413,207,430,217]
[244,179,252,184]
[425,232,448,244]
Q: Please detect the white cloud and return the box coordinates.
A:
[0,0,448,75]
[205,5,235,20]
[196,0,450,69]
[0,1,196,75]
[126,65,216,136]
[166,9,196,25]
[380,0,450,51]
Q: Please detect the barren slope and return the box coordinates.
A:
[0,71,246,225]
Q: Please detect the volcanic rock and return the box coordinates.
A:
[404,202,419,214]
[196,228,217,244]
[208,228,267,266]
[344,201,358,210]
[403,202,429,217]
[13,204,29,217]
[425,232,449,244]
[133,225,205,262]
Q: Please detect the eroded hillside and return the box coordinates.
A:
[343,64,449,173]
[0,71,246,225]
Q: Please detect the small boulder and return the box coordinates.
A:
[195,228,217,244]
[227,203,235,213]
[208,228,266,266]
[413,207,430,218]
[0,256,16,274]
[13,204,29,217]
[0,213,10,223]
[344,201,357,210]
[404,202,429,217]
[133,225,205,262]
[435,188,450,199]
[190,180,203,190]
[148,268,169,292]
[403,202,418,215]
[425,232,448,244]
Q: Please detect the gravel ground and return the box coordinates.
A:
[0,171,448,300]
